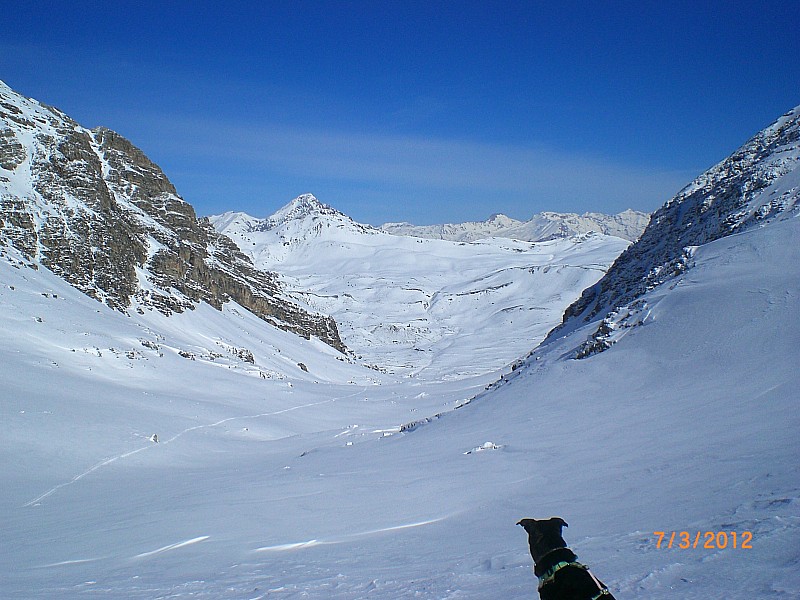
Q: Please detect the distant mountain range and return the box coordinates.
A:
[0,75,640,378]
[211,194,630,378]
[381,208,650,243]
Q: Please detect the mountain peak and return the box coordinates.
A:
[265,193,342,226]
[285,193,326,214]
[485,213,517,227]
[253,194,378,239]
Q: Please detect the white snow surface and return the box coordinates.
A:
[2,205,798,598]
[211,195,630,380]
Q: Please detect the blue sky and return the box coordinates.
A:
[2,1,798,225]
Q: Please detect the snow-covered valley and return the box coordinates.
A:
[3,210,798,599]
[1,79,799,599]
[211,196,630,380]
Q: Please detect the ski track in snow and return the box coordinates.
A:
[133,536,211,559]
[22,445,154,507]
[36,537,212,569]
[253,516,450,553]
[22,388,368,508]
[35,558,104,569]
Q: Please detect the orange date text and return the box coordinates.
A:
[653,531,752,549]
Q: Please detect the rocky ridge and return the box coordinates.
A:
[551,104,800,353]
[0,80,345,353]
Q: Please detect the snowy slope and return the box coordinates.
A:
[212,195,630,380]
[2,200,797,600]
[0,237,508,598]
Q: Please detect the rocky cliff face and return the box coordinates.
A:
[0,80,345,353]
[551,104,800,347]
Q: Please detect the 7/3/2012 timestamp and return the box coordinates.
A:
[654,531,753,549]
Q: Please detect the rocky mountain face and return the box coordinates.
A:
[381,208,649,243]
[551,104,800,352]
[0,80,345,353]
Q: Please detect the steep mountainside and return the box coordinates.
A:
[551,104,800,349]
[0,80,344,352]
[381,208,649,242]
[212,195,631,379]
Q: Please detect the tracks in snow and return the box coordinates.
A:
[22,388,368,508]
[253,516,450,553]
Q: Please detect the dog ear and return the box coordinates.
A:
[517,517,568,532]
[517,518,534,529]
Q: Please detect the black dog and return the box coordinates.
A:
[517,517,616,600]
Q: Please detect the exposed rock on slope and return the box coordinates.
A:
[0,80,345,352]
[551,104,800,347]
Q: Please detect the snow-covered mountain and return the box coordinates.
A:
[381,208,650,242]
[1,78,797,600]
[213,193,382,264]
[0,80,344,351]
[211,194,630,379]
[551,104,800,351]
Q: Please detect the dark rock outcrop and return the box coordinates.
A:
[0,80,346,353]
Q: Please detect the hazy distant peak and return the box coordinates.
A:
[208,211,261,233]
[381,209,649,243]
[485,213,520,227]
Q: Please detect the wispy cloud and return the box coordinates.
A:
[136,113,694,219]
[1,42,696,222]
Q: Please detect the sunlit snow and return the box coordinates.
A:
[2,212,798,598]
[211,196,629,380]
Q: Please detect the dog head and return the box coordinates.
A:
[517,517,569,564]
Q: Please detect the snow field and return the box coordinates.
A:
[1,217,798,598]
[213,203,629,380]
